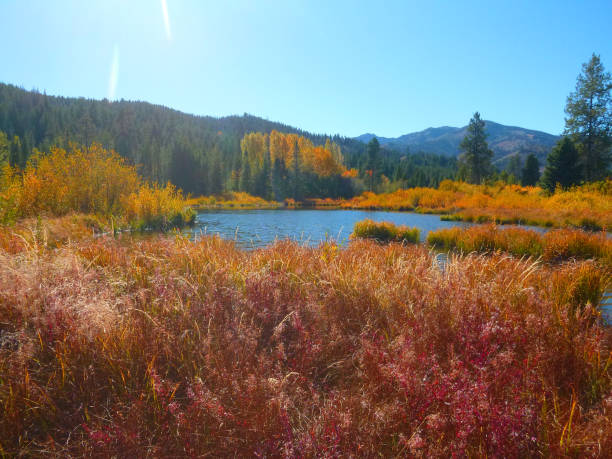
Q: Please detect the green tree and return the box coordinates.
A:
[9,135,24,167]
[505,154,522,183]
[208,154,223,195]
[0,131,8,167]
[540,137,582,192]
[458,112,493,184]
[521,153,540,186]
[366,137,380,191]
[240,157,252,194]
[291,140,303,200]
[564,53,612,181]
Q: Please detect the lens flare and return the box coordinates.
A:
[161,0,171,41]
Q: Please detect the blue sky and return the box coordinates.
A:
[1,0,610,137]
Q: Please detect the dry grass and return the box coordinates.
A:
[352,219,420,243]
[427,225,612,267]
[187,192,282,209]
[340,180,612,231]
[0,233,610,457]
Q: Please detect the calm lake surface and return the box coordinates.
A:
[185,209,478,248]
[183,208,612,323]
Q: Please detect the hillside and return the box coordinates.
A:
[0,83,365,195]
[357,121,560,165]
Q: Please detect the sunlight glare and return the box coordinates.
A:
[161,0,172,41]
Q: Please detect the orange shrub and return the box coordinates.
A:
[342,180,612,230]
[0,143,193,230]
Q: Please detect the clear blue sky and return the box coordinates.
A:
[1,0,610,137]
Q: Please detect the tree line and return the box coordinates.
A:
[4,53,607,199]
[457,53,611,191]
[0,83,458,199]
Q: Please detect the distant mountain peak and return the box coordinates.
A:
[355,122,559,164]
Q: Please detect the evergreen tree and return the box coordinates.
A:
[565,54,612,181]
[521,153,540,186]
[458,112,493,184]
[505,154,522,183]
[208,154,223,195]
[540,137,582,192]
[366,137,380,191]
[9,135,23,167]
[239,157,252,194]
[0,131,8,167]
[230,155,242,191]
[291,140,303,200]
[271,157,287,201]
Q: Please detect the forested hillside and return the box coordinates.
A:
[0,83,360,195]
[0,83,458,197]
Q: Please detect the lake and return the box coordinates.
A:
[185,208,477,248]
[183,209,612,323]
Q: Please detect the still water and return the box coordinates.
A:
[183,208,611,323]
[185,209,477,248]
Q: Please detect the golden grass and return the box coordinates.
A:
[187,191,282,209]
[0,233,610,456]
[341,180,612,231]
[428,224,612,267]
[351,219,420,243]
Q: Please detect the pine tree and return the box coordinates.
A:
[505,154,523,183]
[521,154,540,186]
[565,54,612,181]
[540,137,582,192]
[291,140,302,200]
[240,157,252,194]
[0,131,8,167]
[208,154,223,195]
[366,137,380,191]
[458,112,493,184]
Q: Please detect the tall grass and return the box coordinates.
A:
[0,235,610,456]
[352,219,420,243]
[186,191,282,209]
[341,180,612,231]
[427,224,612,266]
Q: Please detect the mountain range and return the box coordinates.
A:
[356,121,560,165]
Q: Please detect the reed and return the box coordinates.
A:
[427,224,612,266]
[0,234,610,456]
[352,219,420,243]
[342,180,612,231]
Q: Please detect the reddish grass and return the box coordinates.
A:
[0,235,610,457]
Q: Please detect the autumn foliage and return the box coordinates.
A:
[243,130,345,177]
[427,224,612,267]
[186,191,282,209]
[0,235,610,456]
[0,143,194,229]
[352,219,420,243]
[341,179,612,230]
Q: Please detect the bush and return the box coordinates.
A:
[352,219,420,243]
[0,144,194,230]
[122,183,195,231]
